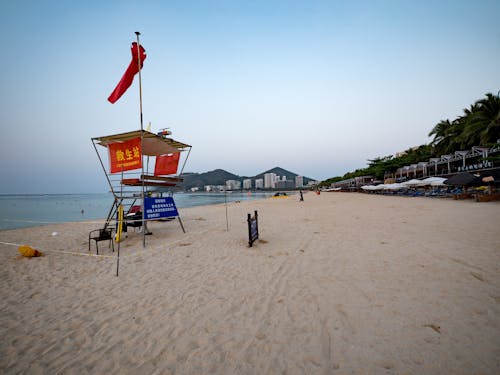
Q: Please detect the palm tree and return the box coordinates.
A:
[428,119,461,154]
[320,92,499,185]
[428,119,451,146]
[456,103,481,148]
[472,93,500,145]
[429,92,500,153]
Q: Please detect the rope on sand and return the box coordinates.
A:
[0,241,116,259]
[0,229,210,260]
[2,218,109,225]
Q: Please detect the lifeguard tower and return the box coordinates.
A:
[90,128,191,250]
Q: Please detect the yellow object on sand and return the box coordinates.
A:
[272,192,288,198]
[115,204,124,243]
[18,245,43,257]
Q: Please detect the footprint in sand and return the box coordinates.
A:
[470,272,484,282]
[422,324,441,334]
[255,332,267,340]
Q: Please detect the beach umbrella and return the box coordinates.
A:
[413,177,443,186]
[385,183,406,190]
[401,179,422,187]
[480,169,500,185]
[428,177,447,186]
[414,178,432,187]
[444,172,482,186]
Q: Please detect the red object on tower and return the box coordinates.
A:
[108,42,146,103]
[154,153,180,176]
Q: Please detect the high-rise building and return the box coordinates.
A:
[255,179,264,189]
[276,180,295,189]
[264,173,277,188]
[295,176,304,188]
[226,180,241,190]
[243,179,252,189]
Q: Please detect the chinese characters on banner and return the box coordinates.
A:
[144,197,179,219]
[108,137,142,173]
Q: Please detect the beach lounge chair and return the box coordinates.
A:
[89,227,114,255]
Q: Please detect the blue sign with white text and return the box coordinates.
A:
[144,197,179,220]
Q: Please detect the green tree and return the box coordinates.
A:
[429,93,500,153]
[321,92,500,185]
[471,93,500,145]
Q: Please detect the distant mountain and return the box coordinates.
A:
[180,169,240,189]
[180,167,315,190]
[253,166,300,181]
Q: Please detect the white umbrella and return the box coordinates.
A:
[401,179,422,187]
[417,177,445,186]
[385,183,407,190]
[429,177,447,186]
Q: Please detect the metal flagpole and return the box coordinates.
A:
[135,31,146,248]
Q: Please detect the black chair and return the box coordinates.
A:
[89,228,114,254]
[125,211,142,231]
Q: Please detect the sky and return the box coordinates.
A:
[1,0,499,194]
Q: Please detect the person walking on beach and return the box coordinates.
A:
[299,190,304,202]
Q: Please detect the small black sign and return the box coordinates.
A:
[247,210,259,247]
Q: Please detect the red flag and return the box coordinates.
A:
[154,153,180,176]
[108,42,146,103]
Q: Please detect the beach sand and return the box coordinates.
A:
[1,192,499,374]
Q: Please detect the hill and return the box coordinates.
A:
[180,167,315,190]
[254,166,301,181]
[180,169,240,189]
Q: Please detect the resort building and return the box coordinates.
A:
[330,176,375,190]
[388,145,500,181]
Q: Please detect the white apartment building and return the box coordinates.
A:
[264,173,279,188]
[295,175,304,188]
[225,180,241,190]
[255,179,264,189]
[243,179,252,189]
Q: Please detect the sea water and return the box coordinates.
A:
[0,192,278,231]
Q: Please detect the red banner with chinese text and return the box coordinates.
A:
[154,152,180,176]
[108,137,142,173]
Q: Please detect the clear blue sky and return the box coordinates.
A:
[1,0,499,193]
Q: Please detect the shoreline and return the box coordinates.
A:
[0,191,281,232]
[1,193,499,374]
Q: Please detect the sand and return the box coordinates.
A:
[0,192,499,374]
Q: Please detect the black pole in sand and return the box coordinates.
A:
[225,190,229,231]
